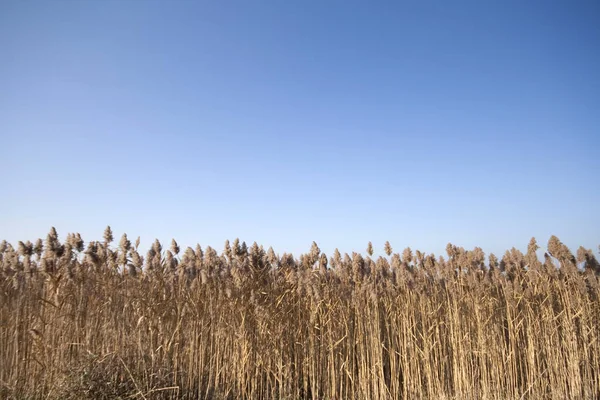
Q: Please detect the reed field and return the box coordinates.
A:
[1,227,599,399]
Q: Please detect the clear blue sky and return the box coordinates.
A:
[1,0,599,258]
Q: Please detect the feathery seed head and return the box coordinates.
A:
[547,235,576,269]
[472,247,485,268]
[224,240,232,259]
[526,237,541,269]
[438,255,447,269]
[182,247,196,264]
[103,226,113,244]
[577,246,587,264]
[391,253,401,270]
[331,248,342,269]
[424,254,436,271]
[352,252,365,280]
[205,246,219,267]
[299,254,307,269]
[489,253,498,270]
[528,237,539,254]
[375,256,390,278]
[152,239,162,254]
[319,252,328,274]
[33,239,43,257]
[266,246,278,266]
[249,242,264,269]
[310,241,320,257]
[577,247,600,274]
[18,241,33,257]
[415,250,424,266]
[165,250,176,270]
[170,239,180,255]
[130,250,143,268]
[343,253,351,265]
[72,233,84,252]
[48,227,58,241]
[384,241,392,257]
[119,234,131,253]
[280,252,296,269]
[145,247,156,270]
[367,242,374,256]
[547,236,562,259]
[195,244,204,260]
[402,247,413,264]
[45,227,63,257]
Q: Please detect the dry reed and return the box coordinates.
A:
[0,228,599,399]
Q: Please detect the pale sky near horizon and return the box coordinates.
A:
[1,1,599,258]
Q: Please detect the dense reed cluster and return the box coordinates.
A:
[1,227,599,399]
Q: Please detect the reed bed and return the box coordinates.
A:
[1,228,599,399]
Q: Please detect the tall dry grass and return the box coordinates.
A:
[1,228,599,399]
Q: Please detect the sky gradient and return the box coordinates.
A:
[1,1,599,258]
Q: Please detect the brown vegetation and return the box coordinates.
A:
[1,228,599,399]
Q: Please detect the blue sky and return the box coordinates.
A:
[1,1,599,258]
